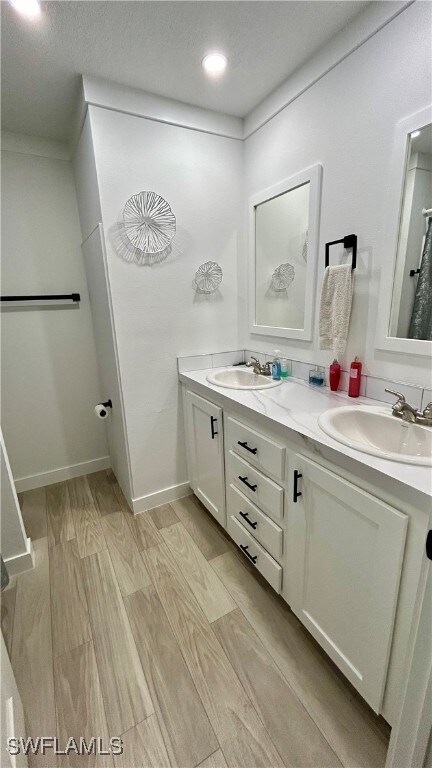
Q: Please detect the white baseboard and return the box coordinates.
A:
[4,538,34,576]
[14,456,111,492]
[132,481,192,514]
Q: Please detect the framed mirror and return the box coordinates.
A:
[249,164,322,341]
[377,105,432,356]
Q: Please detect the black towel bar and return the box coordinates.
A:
[1,293,80,303]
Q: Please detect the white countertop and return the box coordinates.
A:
[180,368,432,498]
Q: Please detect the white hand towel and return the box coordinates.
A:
[319,264,353,356]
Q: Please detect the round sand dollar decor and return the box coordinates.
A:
[194,261,223,293]
[123,191,176,254]
[270,262,295,291]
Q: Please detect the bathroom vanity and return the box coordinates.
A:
[180,368,431,728]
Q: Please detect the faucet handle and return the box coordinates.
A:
[423,402,432,418]
[385,388,406,404]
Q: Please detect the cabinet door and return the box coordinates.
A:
[289,454,407,712]
[185,391,225,527]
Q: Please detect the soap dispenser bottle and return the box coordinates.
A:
[272,350,282,381]
[348,356,362,398]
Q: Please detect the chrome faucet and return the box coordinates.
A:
[385,389,432,427]
[245,356,272,376]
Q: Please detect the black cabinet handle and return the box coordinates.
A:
[238,475,257,492]
[293,470,302,502]
[210,416,218,440]
[238,440,258,455]
[426,530,432,561]
[240,544,257,564]
[239,511,257,530]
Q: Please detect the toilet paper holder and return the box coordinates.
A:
[95,400,112,419]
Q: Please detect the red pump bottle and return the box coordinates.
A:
[329,359,341,391]
[348,356,362,398]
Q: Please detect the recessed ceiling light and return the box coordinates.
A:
[202,53,228,75]
[8,0,41,17]
[411,130,421,138]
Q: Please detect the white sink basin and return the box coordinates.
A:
[319,406,432,466]
[206,367,282,390]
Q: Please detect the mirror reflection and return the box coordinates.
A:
[255,182,309,330]
[389,123,432,340]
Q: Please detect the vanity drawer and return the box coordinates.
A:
[228,515,282,593]
[227,483,283,561]
[227,450,284,522]
[226,416,286,482]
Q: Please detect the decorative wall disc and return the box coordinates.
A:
[270,263,295,291]
[194,261,223,293]
[123,191,176,254]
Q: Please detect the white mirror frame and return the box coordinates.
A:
[249,163,322,341]
[376,105,432,357]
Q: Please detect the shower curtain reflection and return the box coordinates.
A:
[408,217,432,340]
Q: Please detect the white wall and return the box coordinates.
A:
[81,226,133,503]
[87,105,243,505]
[243,0,432,388]
[72,113,102,242]
[1,135,109,487]
[73,113,133,503]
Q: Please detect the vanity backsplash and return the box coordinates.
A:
[177,349,431,411]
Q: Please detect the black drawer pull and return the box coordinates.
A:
[426,530,432,561]
[293,470,302,502]
[239,510,257,530]
[238,440,258,455]
[238,475,257,492]
[210,416,218,440]
[240,544,257,564]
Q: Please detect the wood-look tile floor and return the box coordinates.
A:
[2,472,390,768]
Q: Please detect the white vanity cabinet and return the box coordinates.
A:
[287,454,408,712]
[184,390,225,527]
[181,383,425,724]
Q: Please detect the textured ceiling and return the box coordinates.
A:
[1,1,370,141]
